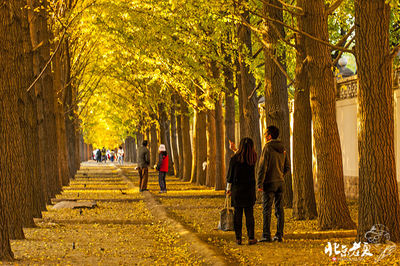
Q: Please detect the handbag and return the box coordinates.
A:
[218,194,234,231]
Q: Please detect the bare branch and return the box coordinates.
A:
[275,0,304,12]
[334,26,355,48]
[258,0,304,16]
[326,0,345,15]
[26,30,66,92]
[258,15,354,53]
[390,44,400,61]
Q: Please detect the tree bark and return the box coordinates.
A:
[176,105,184,179]
[159,103,174,175]
[181,99,192,181]
[64,41,78,182]
[150,124,158,167]
[54,38,70,187]
[224,59,236,169]
[355,0,400,242]
[301,0,355,229]
[206,110,217,187]
[292,24,317,220]
[196,108,207,185]
[0,0,34,241]
[132,136,137,162]
[170,95,180,177]
[263,0,293,207]
[191,111,198,183]
[236,0,262,155]
[215,96,225,190]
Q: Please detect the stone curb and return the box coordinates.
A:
[113,165,227,266]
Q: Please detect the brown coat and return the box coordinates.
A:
[257,140,290,189]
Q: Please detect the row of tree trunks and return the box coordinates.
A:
[176,107,184,179]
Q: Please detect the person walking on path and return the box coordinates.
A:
[156,144,169,193]
[226,138,258,245]
[137,140,150,192]
[117,146,124,165]
[257,126,290,243]
[96,149,102,163]
[101,147,107,163]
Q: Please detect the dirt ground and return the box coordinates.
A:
[2,162,400,265]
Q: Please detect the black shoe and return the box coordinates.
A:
[259,237,272,242]
[139,189,143,192]
[272,236,283,242]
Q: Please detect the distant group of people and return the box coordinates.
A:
[93,146,125,164]
[226,125,289,245]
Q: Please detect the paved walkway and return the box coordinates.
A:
[8,162,225,265]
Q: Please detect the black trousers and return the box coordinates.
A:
[262,182,284,239]
[234,206,255,240]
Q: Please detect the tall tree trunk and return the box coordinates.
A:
[355,0,400,242]
[215,96,225,190]
[263,0,293,207]
[124,137,131,162]
[27,0,47,219]
[0,0,34,241]
[177,106,184,179]
[132,136,137,162]
[224,59,236,169]
[54,40,70,187]
[64,41,78,182]
[150,124,158,167]
[301,0,355,229]
[236,0,261,155]
[159,104,174,175]
[191,111,198,183]
[164,119,175,176]
[181,99,192,181]
[292,26,317,220]
[206,110,217,187]
[170,95,180,177]
[196,109,207,185]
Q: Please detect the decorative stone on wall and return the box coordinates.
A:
[336,68,400,100]
[336,76,358,100]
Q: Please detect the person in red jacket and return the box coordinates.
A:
[156,144,169,193]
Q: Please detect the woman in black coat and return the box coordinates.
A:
[226,137,257,245]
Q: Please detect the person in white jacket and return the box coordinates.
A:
[117,146,124,165]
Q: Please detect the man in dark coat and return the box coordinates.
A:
[257,126,290,242]
[137,140,150,192]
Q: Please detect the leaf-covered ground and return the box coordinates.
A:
[3,163,204,265]
[132,166,400,265]
[4,162,400,265]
